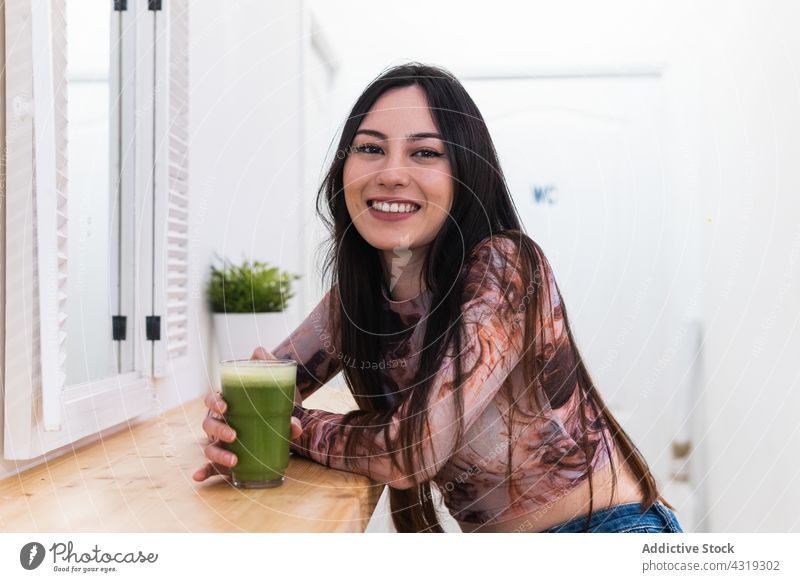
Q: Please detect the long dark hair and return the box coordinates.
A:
[315,62,672,532]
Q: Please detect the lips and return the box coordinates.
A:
[367,197,422,210]
[366,198,421,221]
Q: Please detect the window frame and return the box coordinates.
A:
[3,0,186,460]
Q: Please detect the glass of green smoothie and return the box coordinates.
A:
[219,358,297,488]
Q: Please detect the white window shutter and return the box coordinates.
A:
[51,0,70,414]
[4,0,70,453]
[4,0,41,455]
[30,0,65,431]
[166,0,190,361]
[153,0,190,376]
[5,1,158,460]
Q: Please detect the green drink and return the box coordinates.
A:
[220,358,297,488]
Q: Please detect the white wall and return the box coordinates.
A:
[186,0,308,351]
[188,0,306,321]
[154,0,310,412]
[672,2,800,532]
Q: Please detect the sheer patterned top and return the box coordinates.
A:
[271,235,615,526]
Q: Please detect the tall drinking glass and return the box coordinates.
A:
[219,358,297,488]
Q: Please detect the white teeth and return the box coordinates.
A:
[370,201,420,213]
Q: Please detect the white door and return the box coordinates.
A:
[463,75,693,504]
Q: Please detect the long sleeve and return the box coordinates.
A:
[290,237,540,489]
[270,286,343,403]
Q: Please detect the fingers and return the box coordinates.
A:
[202,415,237,443]
[204,441,238,468]
[192,462,231,482]
[204,392,227,415]
[193,409,237,482]
[193,439,236,483]
[290,416,302,441]
[202,394,228,444]
[251,346,276,361]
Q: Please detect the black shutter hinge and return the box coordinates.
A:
[148,0,162,11]
[114,0,127,11]
[146,316,161,341]
[112,316,127,341]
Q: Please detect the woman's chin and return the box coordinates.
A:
[358,230,417,251]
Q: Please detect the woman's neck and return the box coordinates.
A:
[380,246,427,301]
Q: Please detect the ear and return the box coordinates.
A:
[250,346,276,361]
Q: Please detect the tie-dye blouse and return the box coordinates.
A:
[272,235,615,526]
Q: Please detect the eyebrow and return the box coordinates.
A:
[354,129,443,142]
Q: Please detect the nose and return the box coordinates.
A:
[375,154,411,189]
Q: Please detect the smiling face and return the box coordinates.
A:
[343,85,454,258]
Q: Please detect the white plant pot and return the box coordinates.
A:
[212,312,289,362]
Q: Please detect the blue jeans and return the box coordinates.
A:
[541,501,684,533]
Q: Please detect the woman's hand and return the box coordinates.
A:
[192,347,304,483]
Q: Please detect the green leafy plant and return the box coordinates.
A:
[207,255,300,313]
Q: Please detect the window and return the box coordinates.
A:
[3,0,189,460]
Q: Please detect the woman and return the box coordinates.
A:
[194,62,683,534]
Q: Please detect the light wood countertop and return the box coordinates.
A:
[0,385,384,532]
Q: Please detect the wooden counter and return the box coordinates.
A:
[0,386,384,532]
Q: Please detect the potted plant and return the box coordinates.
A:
[207,255,301,361]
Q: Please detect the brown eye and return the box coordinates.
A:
[413,149,444,158]
[351,143,383,155]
